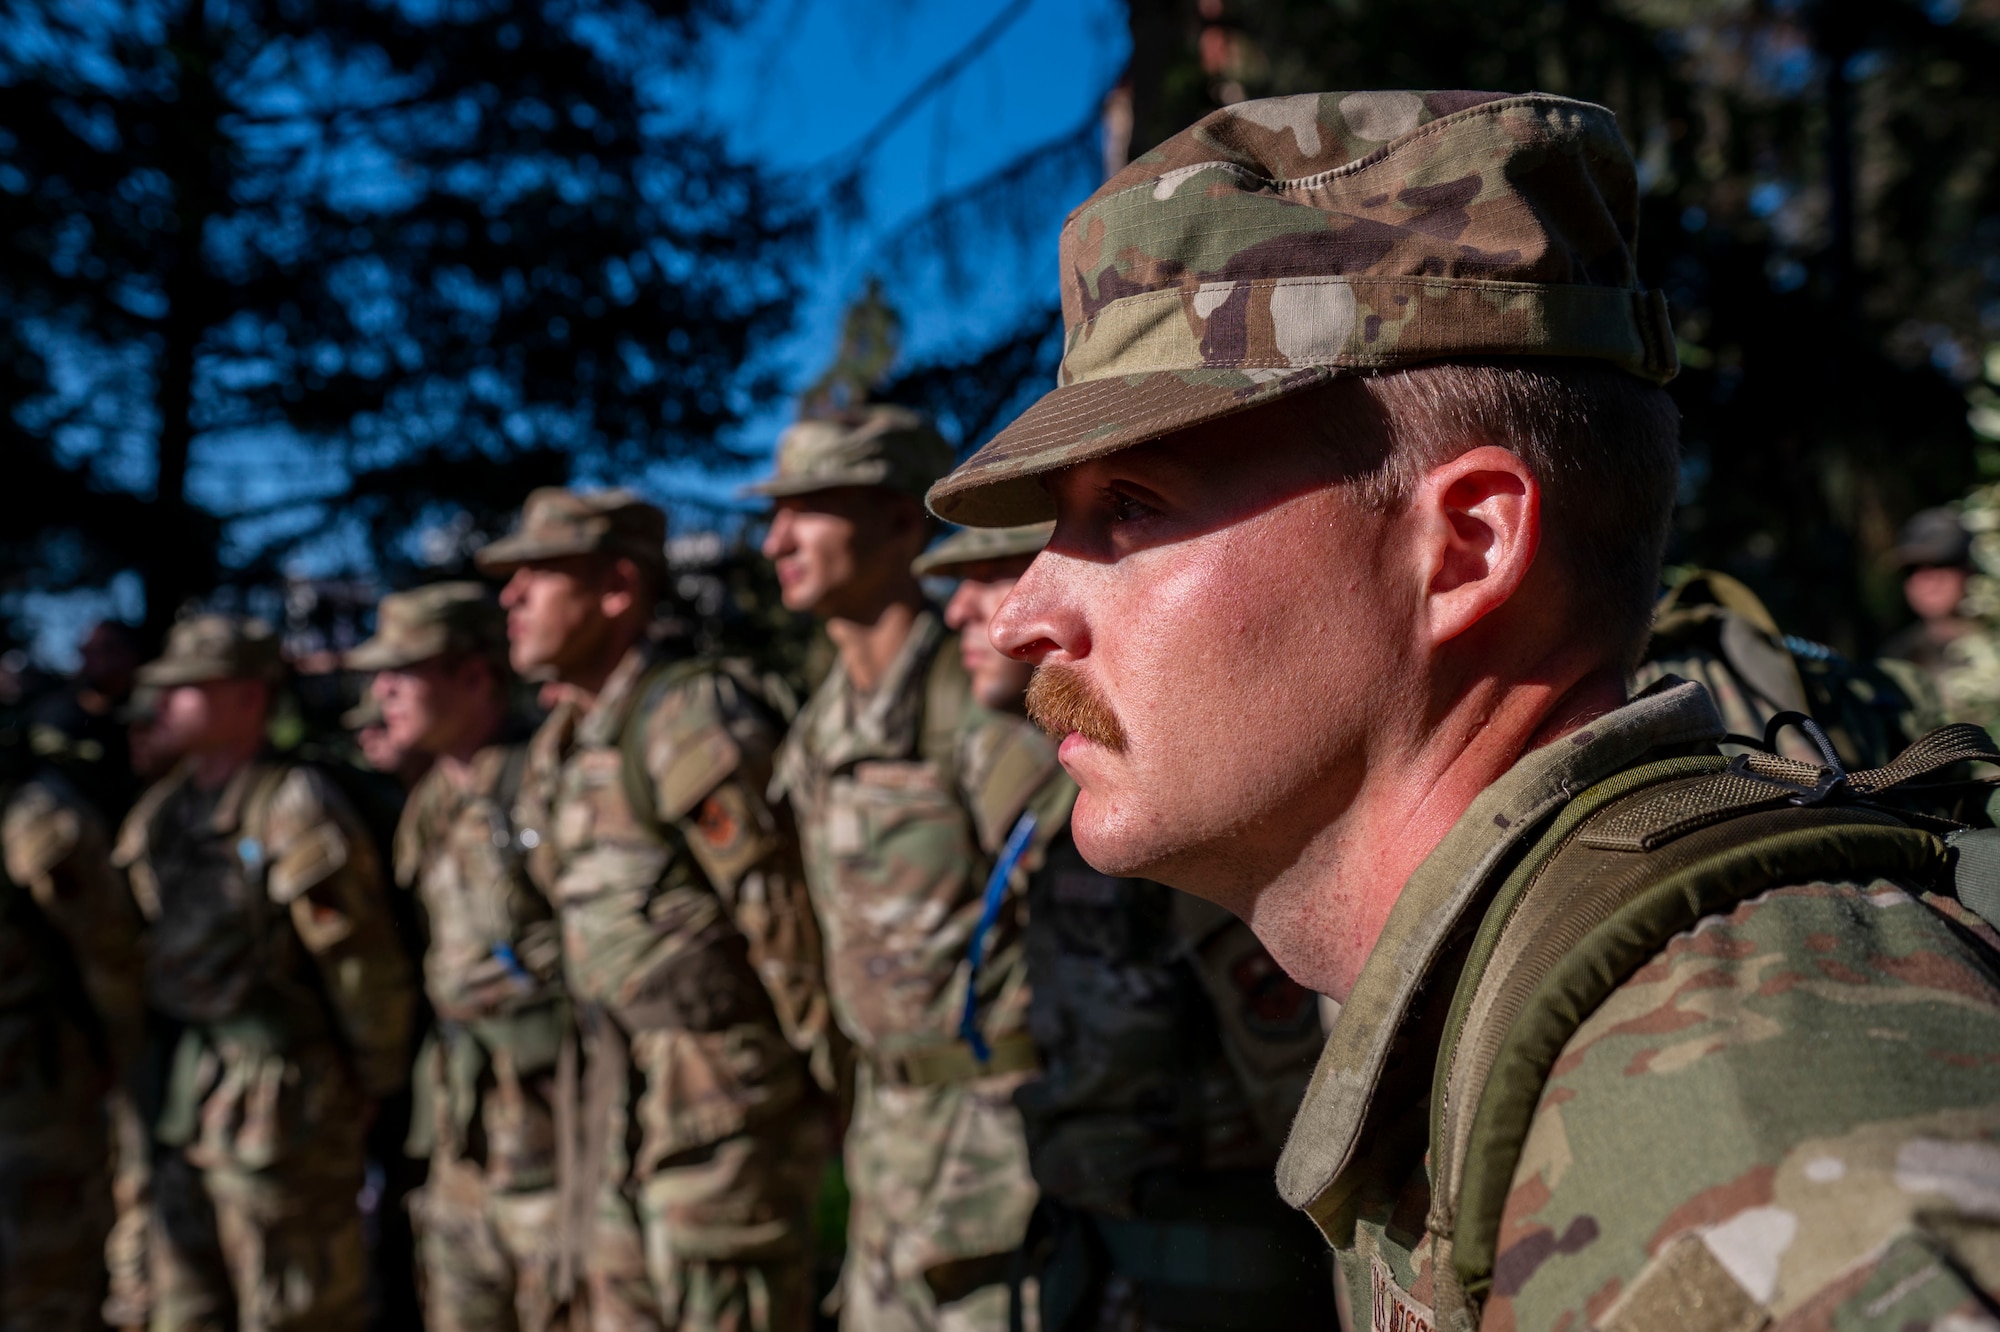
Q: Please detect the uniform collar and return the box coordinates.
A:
[575,640,663,750]
[1275,680,1724,1220]
[797,608,945,773]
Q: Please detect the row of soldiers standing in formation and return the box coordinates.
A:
[1,406,1341,1332]
[14,84,2000,1332]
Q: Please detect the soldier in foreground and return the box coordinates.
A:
[346,583,563,1332]
[479,489,826,1332]
[0,718,147,1330]
[754,409,1059,1332]
[927,93,2000,1329]
[114,615,415,1330]
[912,524,1334,1332]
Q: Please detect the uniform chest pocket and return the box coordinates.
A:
[825,762,969,866]
[554,750,636,853]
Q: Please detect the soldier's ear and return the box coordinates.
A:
[599,555,647,622]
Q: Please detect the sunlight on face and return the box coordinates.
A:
[989,421,1412,908]
[499,559,606,677]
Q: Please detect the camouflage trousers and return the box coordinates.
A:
[838,1066,1038,1332]
[0,1017,114,1332]
[581,1025,828,1332]
[413,1153,561,1332]
[148,1143,366,1331]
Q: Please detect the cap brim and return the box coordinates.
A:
[740,464,904,500]
[134,658,268,687]
[926,366,1340,527]
[473,532,604,574]
[342,638,436,673]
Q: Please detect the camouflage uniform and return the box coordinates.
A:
[1924,489,2000,732]
[479,492,828,1332]
[347,583,567,1332]
[754,417,1058,1332]
[771,611,1066,1332]
[0,763,147,1331]
[114,616,416,1332]
[913,524,1336,1331]
[1273,682,2000,1329]
[922,91,2000,1329]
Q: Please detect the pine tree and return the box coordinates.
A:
[0,0,809,639]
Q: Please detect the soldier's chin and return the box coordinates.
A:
[1067,788,1172,881]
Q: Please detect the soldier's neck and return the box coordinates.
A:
[828,591,924,695]
[557,618,647,712]
[187,732,263,792]
[434,699,509,784]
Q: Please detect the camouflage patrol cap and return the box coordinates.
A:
[911,522,1055,577]
[1891,506,1971,570]
[345,581,507,672]
[474,487,668,577]
[928,91,1679,526]
[744,405,956,502]
[135,614,285,687]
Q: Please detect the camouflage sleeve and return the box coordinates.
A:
[3,775,147,1070]
[261,767,416,1100]
[641,668,836,1087]
[1486,879,2000,1331]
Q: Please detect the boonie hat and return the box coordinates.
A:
[745,405,957,503]
[912,522,1055,577]
[475,488,667,578]
[345,582,507,673]
[135,615,285,688]
[928,90,1679,526]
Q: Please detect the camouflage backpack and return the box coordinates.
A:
[1418,716,2000,1328]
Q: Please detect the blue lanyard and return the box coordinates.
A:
[958,809,1038,1064]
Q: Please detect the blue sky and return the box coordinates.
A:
[26,0,1129,665]
[662,0,1127,494]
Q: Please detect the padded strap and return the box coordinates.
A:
[1425,737,1968,1324]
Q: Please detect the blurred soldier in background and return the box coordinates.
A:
[348,583,564,1332]
[481,489,827,1332]
[756,410,1055,1332]
[27,620,143,823]
[0,711,148,1330]
[1881,505,1975,680]
[345,690,436,790]
[112,615,416,1332]
[912,524,1336,1332]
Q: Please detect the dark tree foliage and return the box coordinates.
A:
[0,0,809,639]
[1115,0,2000,654]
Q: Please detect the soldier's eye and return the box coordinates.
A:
[1102,486,1157,524]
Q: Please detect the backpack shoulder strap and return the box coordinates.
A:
[617,656,718,843]
[918,631,971,785]
[1423,728,1993,1324]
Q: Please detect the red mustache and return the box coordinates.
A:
[1026,663,1128,752]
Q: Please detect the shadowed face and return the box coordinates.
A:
[761,487,927,619]
[499,557,617,678]
[372,654,497,756]
[155,678,270,757]
[940,555,1036,711]
[1905,565,1969,623]
[988,411,1414,909]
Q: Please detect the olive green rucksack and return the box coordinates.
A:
[1420,718,2000,1329]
